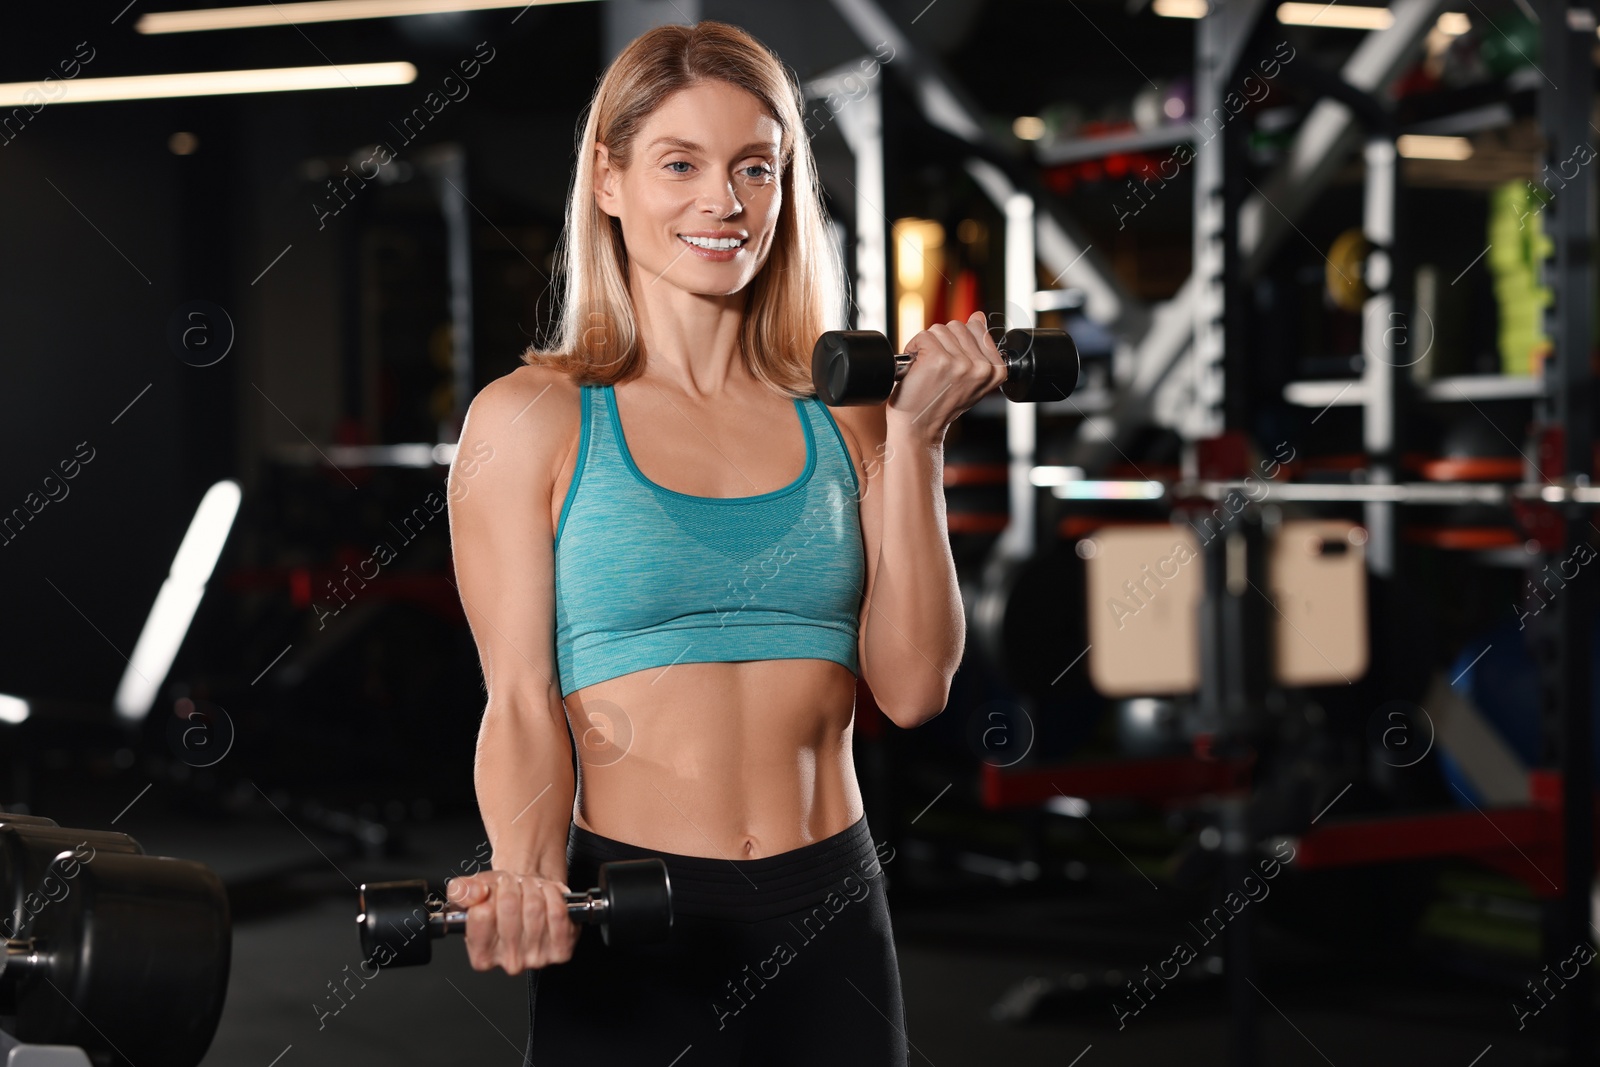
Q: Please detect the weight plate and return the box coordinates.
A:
[812,331,895,406]
[597,857,672,947]
[15,851,230,1067]
[1,825,143,940]
[999,329,1079,403]
[357,879,438,968]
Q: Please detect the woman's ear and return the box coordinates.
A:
[593,143,620,218]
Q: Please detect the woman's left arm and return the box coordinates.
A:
[844,310,1009,729]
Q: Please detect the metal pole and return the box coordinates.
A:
[1361,135,1398,578]
[1001,191,1037,563]
[1539,3,1596,1062]
[419,145,474,443]
[825,72,888,336]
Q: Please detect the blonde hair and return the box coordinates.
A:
[523,20,844,397]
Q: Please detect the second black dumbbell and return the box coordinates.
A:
[357,857,673,967]
[811,327,1079,406]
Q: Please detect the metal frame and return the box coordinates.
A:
[1062,0,1446,470]
[415,144,475,442]
[1536,4,1597,1061]
[825,0,1147,334]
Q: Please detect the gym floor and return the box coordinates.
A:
[24,774,1577,1067]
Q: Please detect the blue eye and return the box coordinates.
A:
[743,165,774,180]
[666,161,691,174]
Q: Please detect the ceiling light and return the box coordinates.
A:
[1153,0,1210,17]
[1436,12,1470,35]
[137,0,594,34]
[0,62,416,107]
[1277,2,1394,29]
[1396,133,1473,160]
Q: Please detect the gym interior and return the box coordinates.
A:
[3,0,1598,1063]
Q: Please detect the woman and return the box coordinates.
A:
[444,20,1008,1066]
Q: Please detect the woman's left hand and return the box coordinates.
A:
[886,310,1008,443]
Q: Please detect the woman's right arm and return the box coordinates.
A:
[443,367,582,974]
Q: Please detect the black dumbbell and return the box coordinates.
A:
[811,327,1080,406]
[357,857,673,968]
[2,822,145,1012]
[3,848,231,1067]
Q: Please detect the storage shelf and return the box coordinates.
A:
[1421,374,1545,401]
[1283,379,1365,408]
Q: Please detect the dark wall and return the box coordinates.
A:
[0,0,1087,706]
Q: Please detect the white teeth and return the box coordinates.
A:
[681,235,744,250]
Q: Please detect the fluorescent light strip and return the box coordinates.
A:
[1397,133,1473,160]
[138,0,594,34]
[0,62,416,107]
[1153,0,1210,17]
[1277,2,1394,29]
[115,481,242,721]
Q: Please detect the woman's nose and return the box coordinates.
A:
[701,179,741,218]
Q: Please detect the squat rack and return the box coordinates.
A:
[824,0,1597,1061]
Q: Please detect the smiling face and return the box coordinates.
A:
[593,79,785,298]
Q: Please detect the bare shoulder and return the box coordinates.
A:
[455,364,583,495]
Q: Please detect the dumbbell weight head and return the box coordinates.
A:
[812,331,896,407]
[595,856,672,947]
[998,328,1080,404]
[2,825,144,931]
[1,824,145,1015]
[356,879,446,967]
[8,850,231,1067]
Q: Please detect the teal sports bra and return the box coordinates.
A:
[553,383,865,698]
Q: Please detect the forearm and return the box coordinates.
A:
[862,420,965,725]
[474,697,575,882]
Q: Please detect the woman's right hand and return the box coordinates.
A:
[444,869,582,974]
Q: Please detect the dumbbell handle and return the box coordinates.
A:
[430,890,608,937]
[1,938,44,983]
[886,346,1027,378]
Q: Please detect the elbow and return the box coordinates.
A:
[481,688,568,735]
[891,705,946,730]
[875,681,953,730]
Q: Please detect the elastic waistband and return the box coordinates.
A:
[566,814,886,922]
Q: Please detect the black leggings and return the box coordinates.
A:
[522,814,908,1066]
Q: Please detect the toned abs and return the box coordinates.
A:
[538,368,867,862]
